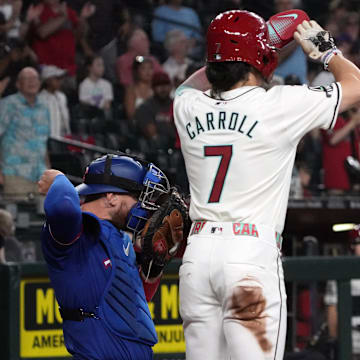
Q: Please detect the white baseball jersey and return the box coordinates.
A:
[174,83,342,233]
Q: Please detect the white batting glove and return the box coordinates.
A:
[294,20,341,70]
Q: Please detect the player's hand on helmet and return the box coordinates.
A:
[294,20,338,66]
[38,169,64,195]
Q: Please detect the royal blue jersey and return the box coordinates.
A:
[41,174,156,360]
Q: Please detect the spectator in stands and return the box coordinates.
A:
[39,64,70,137]
[19,2,45,39]
[71,0,125,53]
[0,208,24,263]
[321,105,360,195]
[273,0,308,84]
[135,71,175,155]
[151,0,203,59]
[0,0,22,39]
[116,28,163,87]
[100,6,133,82]
[0,37,39,97]
[0,67,50,200]
[29,0,95,93]
[341,12,360,43]
[324,228,360,360]
[162,29,192,93]
[324,0,348,40]
[79,55,113,120]
[124,55,154,125]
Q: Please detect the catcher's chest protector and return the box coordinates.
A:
[97,221,157,345]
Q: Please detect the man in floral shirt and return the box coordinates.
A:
[0,67,50,200]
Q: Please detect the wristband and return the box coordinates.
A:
[321,48,342,71]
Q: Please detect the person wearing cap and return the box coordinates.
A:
[135,71,175,155]
[39,65,71,138]
[38,154,170,360]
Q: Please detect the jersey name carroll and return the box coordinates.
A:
[174,84,341,232]
[186,112,258,140]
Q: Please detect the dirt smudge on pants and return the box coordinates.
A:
[227,278,272,352]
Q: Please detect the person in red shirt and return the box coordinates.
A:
[322,106,360,194]
[30,0,95,89]
[116,28,163,87]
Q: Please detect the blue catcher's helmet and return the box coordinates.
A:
[76,154,170,233]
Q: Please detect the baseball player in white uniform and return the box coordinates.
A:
[173,10,360,360]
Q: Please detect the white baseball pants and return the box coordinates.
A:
[179,222,287,360]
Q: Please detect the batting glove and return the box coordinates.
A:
[294,20,341,70]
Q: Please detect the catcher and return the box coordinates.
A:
[38,153,188,360]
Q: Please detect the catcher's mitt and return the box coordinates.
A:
[139,187,189,279]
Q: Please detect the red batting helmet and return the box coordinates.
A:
[207,10,278,80]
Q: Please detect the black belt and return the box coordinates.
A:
[59,307,99,321]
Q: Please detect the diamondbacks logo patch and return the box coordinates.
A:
[308,84,334,98]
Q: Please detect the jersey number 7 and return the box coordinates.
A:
[204,145,233,203]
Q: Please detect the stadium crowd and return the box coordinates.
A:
[0,0,359,197]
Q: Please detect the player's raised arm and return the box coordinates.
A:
[294,20,360,113]
[39,169,83,245]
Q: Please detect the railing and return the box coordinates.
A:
[49,135,120,155]
[48,136,131,185]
